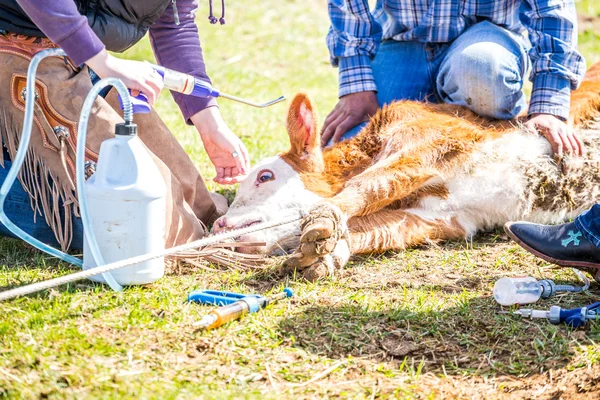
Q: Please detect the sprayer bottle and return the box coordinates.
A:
[83,122,166,285]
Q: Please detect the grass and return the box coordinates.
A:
[1,0,600,398]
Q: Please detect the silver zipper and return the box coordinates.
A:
[172,0,180,25]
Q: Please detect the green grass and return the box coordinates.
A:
[1,1,600,398]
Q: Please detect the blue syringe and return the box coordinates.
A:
[189,288,293,330]
[510,301,600,327]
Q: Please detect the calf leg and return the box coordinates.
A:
[283,207,467,281]
[294,164,448,265]
[349,208,466,254]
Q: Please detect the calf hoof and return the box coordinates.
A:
[281,252,319,274]
[300,203,348,257]
[282,239,351,282]
[301,256,335,282]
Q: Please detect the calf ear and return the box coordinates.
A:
[286,93,320,155]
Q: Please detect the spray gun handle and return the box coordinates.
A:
[549,301,600,327]
[118,91,152,114]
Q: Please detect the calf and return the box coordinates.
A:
[214,63,600,281]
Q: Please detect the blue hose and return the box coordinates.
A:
[0,49,127,292]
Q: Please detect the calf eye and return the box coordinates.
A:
[256,169,275,184]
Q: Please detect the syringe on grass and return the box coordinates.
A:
[190,288,293,330]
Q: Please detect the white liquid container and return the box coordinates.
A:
[493,277,542,306]
[83,131,166,285]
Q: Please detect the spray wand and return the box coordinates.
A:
[121,63,285,113]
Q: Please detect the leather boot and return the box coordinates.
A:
[504,220,600,281]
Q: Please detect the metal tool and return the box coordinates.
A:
[509,301,600,327]
[190,288,293,330]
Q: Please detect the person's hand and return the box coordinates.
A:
[321,91,379,146]
[525,113,584,159]
[191,107,250,185]
[86,50,164,106]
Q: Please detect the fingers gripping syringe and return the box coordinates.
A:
[123,63,285,113]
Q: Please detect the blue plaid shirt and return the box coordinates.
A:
[327,0,586,119]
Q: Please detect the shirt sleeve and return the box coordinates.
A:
[149,0,217,125]
[327,0,383,98]
[16,0,105,65]
[521,0,586,120]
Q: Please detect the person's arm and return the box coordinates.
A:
[15,0,164,105]
[321,0,382,145]
[149,0,249,184]
[149,0,217,124]
[16,0,104,65]
[327,0,382,97]
[522,0,587,157]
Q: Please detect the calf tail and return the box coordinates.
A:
[569,61,600,126]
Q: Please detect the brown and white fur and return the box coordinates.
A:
[214,63,600,281]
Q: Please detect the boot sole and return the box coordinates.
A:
[504,222,600,282]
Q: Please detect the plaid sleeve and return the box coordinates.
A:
[327,0,383,98]
[521,0,586,119]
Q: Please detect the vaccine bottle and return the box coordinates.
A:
[493,277,543,306]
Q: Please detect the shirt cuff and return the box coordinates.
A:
[338,55,377,98]
[528,74,572,120]
[55,20,105,66]
[173,91,219,125]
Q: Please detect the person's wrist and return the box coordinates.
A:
[528,113,566,122]
[341,90,377,99]
[191,106,226,137]
[85,49,111,77]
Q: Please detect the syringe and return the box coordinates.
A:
[508,301,600,327]
[191,288,293,330]
[121,63,286,113]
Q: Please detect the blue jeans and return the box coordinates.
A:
[0,152,84,250]
[575,204,600,248]
[337,21,530,142]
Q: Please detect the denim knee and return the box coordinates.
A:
[326,121,368,147]
[437,30,528,119]
[575,204,600,248]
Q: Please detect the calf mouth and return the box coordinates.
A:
[231,220,264,240]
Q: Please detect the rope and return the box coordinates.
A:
[0,214,302,302]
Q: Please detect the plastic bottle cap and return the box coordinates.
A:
[115,122,138,136]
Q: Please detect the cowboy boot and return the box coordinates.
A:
[504,221,600,281]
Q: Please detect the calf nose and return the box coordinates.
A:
[212,216,228,232]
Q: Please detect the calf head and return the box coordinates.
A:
[213,94,326,255]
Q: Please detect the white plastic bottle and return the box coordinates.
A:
[493,277,542,306]
[83,124,166,285]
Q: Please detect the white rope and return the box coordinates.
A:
[0,214,302,301]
